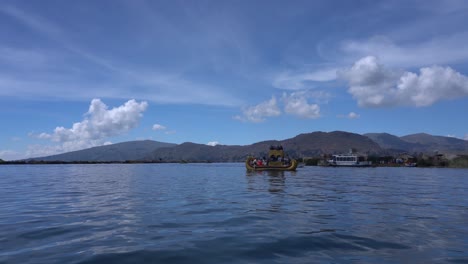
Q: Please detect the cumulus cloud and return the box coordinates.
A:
[34,98,148,155]
[234,97,281,123]
[207,141,219,146]
[235,92,325,122]
[152,124,167,131]
[339,56,468,107]
[282,92,320,119]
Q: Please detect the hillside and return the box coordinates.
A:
[283,131,382,156]
[31,140,176,162]
[25,131,468,163]
[364,133,422,153]
[365,132,468,155]
[146,143,247,162]
[146,131,382,162]
[400,133,468,154]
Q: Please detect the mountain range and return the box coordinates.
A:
[27,131,468,162]
[31,140,176,162]
[364,133,468,155]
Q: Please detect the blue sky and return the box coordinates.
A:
[1,0,468,160]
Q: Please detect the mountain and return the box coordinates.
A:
[31,140,176,162]
[364,132,468,154]
[146,142,247,162]
[26,131,467,163]
[364,133,421,153]
[282,131,382,156]
[146,131,382,162]
[400,133,468,154]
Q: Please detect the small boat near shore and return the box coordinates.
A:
[326,154,372,167]
[246,145,298,171]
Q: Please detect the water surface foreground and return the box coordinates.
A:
[1,164,467,263]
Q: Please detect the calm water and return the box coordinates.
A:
[0,164,467,263]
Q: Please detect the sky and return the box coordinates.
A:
[1,0,468,160]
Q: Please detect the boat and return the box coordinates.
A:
[246,145,298,171]
[404,162,417,167]
[327,154,372,167]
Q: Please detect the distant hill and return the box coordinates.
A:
[364,132,468,154]
[31,140,176,162]
[146,131,382,162]
[364,133,421,153]
[400,133,468,154]
[146,142,247,162]
[26,131,468,162]
[282,131,382,156]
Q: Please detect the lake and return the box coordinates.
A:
[0,164,467,263]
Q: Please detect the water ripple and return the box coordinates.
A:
[0,164,467,263]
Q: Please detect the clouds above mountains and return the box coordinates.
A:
[0,4,243,106]
[282,92,320,119]
[234,97,281,123]
[340,56,468,107]
[339,33,468,68]
[235,92,321,122]
[2,1,468,160]
[33,99,148,156]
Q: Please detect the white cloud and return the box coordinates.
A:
[348,112,360,119]
[339,56,468,107]
[152,124,167,131]
[282,92,320,119]
[207,141,219,146]
[32,99,148,156]
[0,6,242,107]
[340,33,468,68]
[0,5,62,38]
[273,68,338,90]
[337,112,360,119]
[0,150,22,161]
[464,134,468,141]
[234,97,281,123]
[152,123,175,135]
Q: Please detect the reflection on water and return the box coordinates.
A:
[247,170,287,193]
[0,164,467,263]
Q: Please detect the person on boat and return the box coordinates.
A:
[257,159,263,166]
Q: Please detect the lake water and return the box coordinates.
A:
[0,164,467,263]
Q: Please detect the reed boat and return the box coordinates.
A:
[245,145,298,171]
